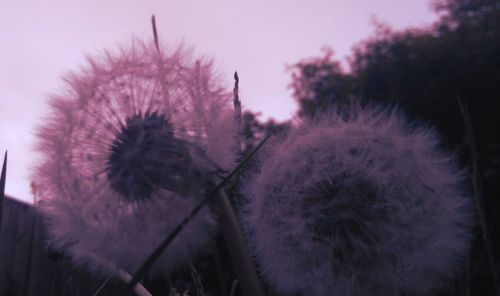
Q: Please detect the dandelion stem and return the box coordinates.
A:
[115,268,152,296]
[123,134,271,295]
[457,96,500,296]
[214,185,263,296]
[0,151,7,239]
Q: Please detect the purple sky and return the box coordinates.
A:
[0,1,437,203]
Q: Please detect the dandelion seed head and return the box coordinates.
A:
[33,40,235,276]
[242,104,472,295]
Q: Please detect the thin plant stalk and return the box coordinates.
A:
[233,71,242,150]
[231,71,243,203]
[457,96,500,296]
[213,244,229,296]
[151,15,160,52]
[193,60,208,140]
[92,275,112,296]
[124,134,271,295]
[150,14,173,117]
[229,279,238,296]
[115,268,152,296]
[189,263,207,296]
[0,151,7,239]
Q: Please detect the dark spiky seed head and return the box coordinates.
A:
[106,112,197,201]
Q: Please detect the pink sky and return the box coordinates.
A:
[0,0,437,203]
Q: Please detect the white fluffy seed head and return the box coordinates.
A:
[33,40,238,276]
[242,105,472,295]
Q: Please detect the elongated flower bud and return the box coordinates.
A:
[33,40,237,276]
[242,105,472,295]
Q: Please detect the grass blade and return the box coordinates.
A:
[124,134,271,295]
[213,245,229,296]
[214,184,263,296]
[92,275,112,296]
[0,151,7,239]
[189,263,206,296]
[457,97,500,296]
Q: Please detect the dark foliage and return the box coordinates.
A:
[241,111,291,153]
[288,48,354,118]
